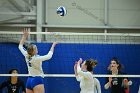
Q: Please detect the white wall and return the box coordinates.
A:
[46,0,140,27]
[0,0,140,44]
[109,0,140,26]
[46,0,104,26]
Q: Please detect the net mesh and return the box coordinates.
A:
[0,31,140,44]
[0,74,140,93]
[0,31,140,93]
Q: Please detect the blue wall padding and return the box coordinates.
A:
[0,43,140,93]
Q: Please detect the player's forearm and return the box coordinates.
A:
[77,63,87,77]
[50,42,57,53]
[104,82,111,89]
[39,51,53,61]
[19,35,27,45]
[98,88,101,93]
[77,63,82,74]
[97,83,101,93]
[74,68,78,76]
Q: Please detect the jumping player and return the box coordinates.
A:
[18,28,57,93]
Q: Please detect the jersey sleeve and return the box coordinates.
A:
[35,51,53,62]
[18,45,27,56]
[106,77,109,83]
[76,75,82,81]
[138,85,140,93]
[19,79,26,92]
[0,81,8,91]
[105,72,111,83]
[77,63,90,79]
[94,78,101,93]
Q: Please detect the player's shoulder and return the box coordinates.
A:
[33,55,40,58]
[93,78,100,85]
[1,80,11,85]
[118,71,127,75]
[28,55,40,59]
[36,55,40,57]
[18,78,24,83]
[86,71,93,76]
[93,78,99,82]
[107,71,112,74]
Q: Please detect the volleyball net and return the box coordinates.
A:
[0,31,140,93]
[0,31,140,44]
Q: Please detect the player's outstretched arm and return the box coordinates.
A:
[19,28,29,45]
[36,42,58,61]
[50,42,58,53]
[18,28,28,56]
[74,62,78,76]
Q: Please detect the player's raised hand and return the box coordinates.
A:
[22,28,29,37]
[53,42,58,46]
[77,58,83,64]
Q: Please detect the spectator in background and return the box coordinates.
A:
[0,69,25,93]
[104,57,132,93]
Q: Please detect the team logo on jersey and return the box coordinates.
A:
[112,78,118,85]
[11,86,17,93]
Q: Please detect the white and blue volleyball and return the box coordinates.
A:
[56,6,67,16]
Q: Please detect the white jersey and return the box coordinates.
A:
[93,78,101,93]
[76,64,101,93]
[138,85,140,93]
[18,45,53,76]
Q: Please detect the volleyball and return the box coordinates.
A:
[56,6,67,16]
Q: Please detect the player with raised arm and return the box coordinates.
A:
[74,58,101,93]
[18,28,58,93]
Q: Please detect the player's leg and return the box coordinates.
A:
[26,77,34,93]
[26,88,34,93]
[32,77,44,93]
[33,84,45,93]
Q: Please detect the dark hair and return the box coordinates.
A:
[85,59,98,71]
[111,57,123,70]
[9,69,18,74]
[8,69,19,81]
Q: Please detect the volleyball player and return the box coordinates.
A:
[0,69,25,93]
[74,58,101,93]
[18,28,58,93]
[104,57,131,93]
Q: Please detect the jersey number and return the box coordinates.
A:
[28,58,32,67]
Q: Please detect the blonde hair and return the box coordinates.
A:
[27,44,35,60]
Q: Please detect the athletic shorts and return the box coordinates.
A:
[26,76,44,90]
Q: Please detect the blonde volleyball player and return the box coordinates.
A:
[74,58,101,93]
[18,28,58,93]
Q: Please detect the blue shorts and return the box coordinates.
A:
[26,76,44,90]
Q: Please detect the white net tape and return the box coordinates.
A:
[0,31,140,44]
[0,74,140,78]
